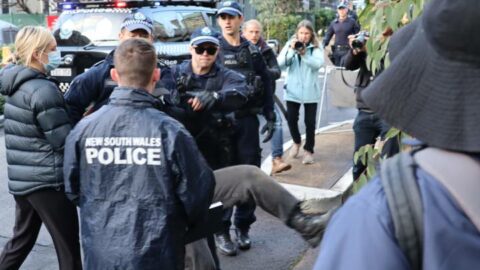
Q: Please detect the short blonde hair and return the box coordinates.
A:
[15,26,54,66]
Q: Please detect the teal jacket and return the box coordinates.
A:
[278,40,324,104]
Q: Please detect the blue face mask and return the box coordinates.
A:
[43,50,62,73]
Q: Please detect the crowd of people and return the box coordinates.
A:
[1,0,480,269]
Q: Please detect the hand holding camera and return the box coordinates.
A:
[348,31,369,55]
[290,38,306,55]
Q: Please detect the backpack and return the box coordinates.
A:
[380,148,480,270]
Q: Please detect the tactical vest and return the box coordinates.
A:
[173,67,232,134]
[221,43,264,109]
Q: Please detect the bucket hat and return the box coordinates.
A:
[362,0,480,152]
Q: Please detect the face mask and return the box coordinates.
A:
[42,50,62,73]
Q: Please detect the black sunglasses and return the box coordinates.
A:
[194,46,218,55]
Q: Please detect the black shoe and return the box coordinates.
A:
[215,232,238,256]
[288,206,338,248]
[235,228,251,250]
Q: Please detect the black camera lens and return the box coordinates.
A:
[294,41,305,50]
[352,39,364,49]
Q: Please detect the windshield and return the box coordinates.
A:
[54,10,210,46]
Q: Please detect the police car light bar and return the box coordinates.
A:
[59,0,217,11]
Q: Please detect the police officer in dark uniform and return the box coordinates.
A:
[168,27,248,171]
[64,12,173,125]
[214,0,276,256]
[63,38,215,270]
[323,2,360,66]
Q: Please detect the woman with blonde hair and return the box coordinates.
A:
[0,26,81,270]
[278,20,324,164]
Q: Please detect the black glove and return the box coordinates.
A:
[261,111,276,143]
[193,90,219,111]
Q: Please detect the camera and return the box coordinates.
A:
[352,31,369,49]
[294,41,305,51]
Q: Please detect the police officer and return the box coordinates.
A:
[323,2,360,66]
[63,38,215,270]
[64,12,172,125]
[214,0,276,255]
[168,26,248,170]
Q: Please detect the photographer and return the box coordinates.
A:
[342,32,399,181]
[278,20,324,165]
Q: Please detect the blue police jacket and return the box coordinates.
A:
[314,166,480,269]
[63,87,215,270]
[217,36,274,117]
[64,50,174,125]
[168,60,248,135]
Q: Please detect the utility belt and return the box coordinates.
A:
[332,45,350,52]
[234,107,262,119]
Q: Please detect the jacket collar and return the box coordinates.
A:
[106,50,115,66]
[109,87,163,109]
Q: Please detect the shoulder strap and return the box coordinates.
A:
[380,152,423,270]
[414,148,480,231]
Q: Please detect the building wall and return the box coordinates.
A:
[4,0,44,14]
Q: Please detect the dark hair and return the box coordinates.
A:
[295,20,320,48]
[114,38,156,89]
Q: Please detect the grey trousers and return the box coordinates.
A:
[184,165,300,270]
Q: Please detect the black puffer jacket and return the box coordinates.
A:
[0,65,71,195]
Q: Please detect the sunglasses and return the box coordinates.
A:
[194,46,218,55]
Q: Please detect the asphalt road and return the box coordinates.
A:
[0,75,357,270]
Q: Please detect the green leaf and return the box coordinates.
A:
[384,127,400,140]
[360,148,367,166]
[354,151,360,165]
[366,163,376,178]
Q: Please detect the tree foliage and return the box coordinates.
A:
[352,0,429,191]
[362,0,428,74]
[250,0,335,45]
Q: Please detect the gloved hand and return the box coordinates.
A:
[261,111,276,143]
[188,90,219,111]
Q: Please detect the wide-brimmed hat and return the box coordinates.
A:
[362,0,480,152]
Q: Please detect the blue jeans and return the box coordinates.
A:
[271,106,284,158]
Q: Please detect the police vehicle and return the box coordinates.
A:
[52,0,218,92]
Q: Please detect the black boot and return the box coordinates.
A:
[215,231,238,256]
[287,205,337,248]
[235,227,251,250]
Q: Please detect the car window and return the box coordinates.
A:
[54,12,125,46]
[150,11,208,42]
